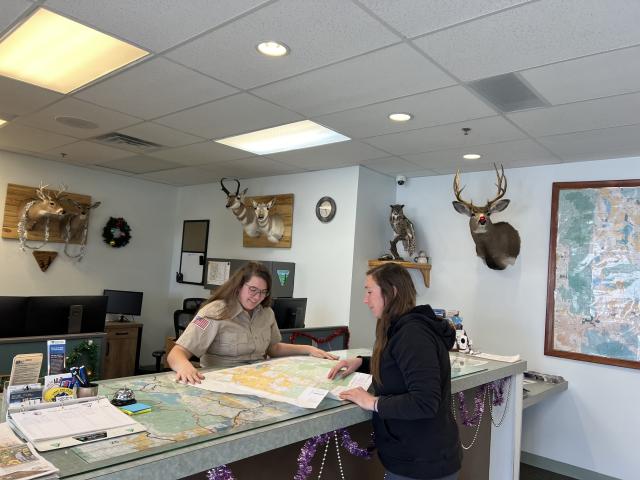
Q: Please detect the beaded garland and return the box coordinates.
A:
[102,217,131,248]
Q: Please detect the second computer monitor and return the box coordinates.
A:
[103,290,143,321]
[272,297,307,330]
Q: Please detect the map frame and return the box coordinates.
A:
[545,179,640,369]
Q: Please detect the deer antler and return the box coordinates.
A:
[453,170,474,209]
[55,184,68,199]
[486,164,507,206]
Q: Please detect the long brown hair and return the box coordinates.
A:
[368,263,416,384]
[203,261,273,319]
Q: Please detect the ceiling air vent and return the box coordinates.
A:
[467,73,549,113]
[92,132,163,151]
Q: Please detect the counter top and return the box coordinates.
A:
[40,351,526,480]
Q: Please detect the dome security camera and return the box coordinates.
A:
[396,175,407,186]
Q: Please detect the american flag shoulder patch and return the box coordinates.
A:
[192,315,210,330]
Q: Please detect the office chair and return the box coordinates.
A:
[183,297,206,312]
[151,301,203,373]
[174,309,197,339]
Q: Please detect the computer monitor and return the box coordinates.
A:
[103,290,143,321]
[24,296,108,336]
[0,296,29,337]
[272,297,307,330]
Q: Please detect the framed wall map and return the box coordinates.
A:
[545,179,640,369]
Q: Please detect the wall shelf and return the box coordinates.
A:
[367,260,431,287]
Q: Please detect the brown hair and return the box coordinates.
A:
[368,263,416,384]
[203,261,273,319]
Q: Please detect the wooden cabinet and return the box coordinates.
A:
[103,322,142,379]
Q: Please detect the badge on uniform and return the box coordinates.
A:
[192,315,210,330]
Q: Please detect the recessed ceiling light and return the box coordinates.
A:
[0,8,148,94]
[463,154,482,160]
[215,120,350,155]
[0,118,7,128]
[388,113,413,122]
[55,116,99,129]
[256,41,289,57]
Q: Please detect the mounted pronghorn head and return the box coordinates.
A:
[452,164,521,270]
[252,198,275,222]
[220,177,248,209]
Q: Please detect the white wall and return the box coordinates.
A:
[0,151,178,362]
[168,167,361,330]
[396,156,640,480]
[348,166,396,349]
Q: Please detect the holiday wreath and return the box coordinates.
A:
[102,217,132,248]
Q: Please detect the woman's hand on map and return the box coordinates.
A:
[327,357,362,380]
[338,387,376,411]
[174,363,205,384]
[307,346,339,360]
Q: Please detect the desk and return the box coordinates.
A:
[38,351,525,480]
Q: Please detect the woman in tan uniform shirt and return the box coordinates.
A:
[168,261,336,384]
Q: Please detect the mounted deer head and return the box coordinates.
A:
[20,182,68,230]
[452,164,521,270]
[220,178,259,237]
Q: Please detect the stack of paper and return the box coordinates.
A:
[0,423,59,480]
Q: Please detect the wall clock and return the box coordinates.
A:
[315,197,336,223]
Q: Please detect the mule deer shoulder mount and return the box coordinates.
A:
[220,178,284,243]
[452,165,521,270]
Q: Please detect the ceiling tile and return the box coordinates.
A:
[538,124,640,162]
[520,45,640,105]
[365,116,527,156]
[154,93,302,139]
[266,140,388,169]
[15,98,141,139]
[98,155,182,174]
[252,44,455,117]
[116,122,204,148]
[361,156,422,175]
[0,123,75,152]
[0,76,63,118]
[403,138,560,174]
[46,140,133,165]
[75,58,237,119]
[201,157,305,179]
[315,86,496,139]
[167,0,399,89]
[414,0,640,81]
[0,0,32,32]
[359,0,529,38]
[43,0,272,52]
[148,140,254,166]
[507,92,640,137]
[139,166,223,186]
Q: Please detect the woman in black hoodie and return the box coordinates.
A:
[328,263,461,480]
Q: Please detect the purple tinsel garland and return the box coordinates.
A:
[207,464,235,480]
[294,429,371,480]
[456,377,509,427]
[205,428,370,480]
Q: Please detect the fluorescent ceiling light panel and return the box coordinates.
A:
[216,120,350,155]
[463,154,482,160]
[0,8,148,94]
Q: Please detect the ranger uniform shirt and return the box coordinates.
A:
[176,299,282,368]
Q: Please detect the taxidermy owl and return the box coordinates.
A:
[389,204,416,260]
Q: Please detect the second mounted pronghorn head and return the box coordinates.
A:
[452,164,521,270]
[252,198,284,243]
